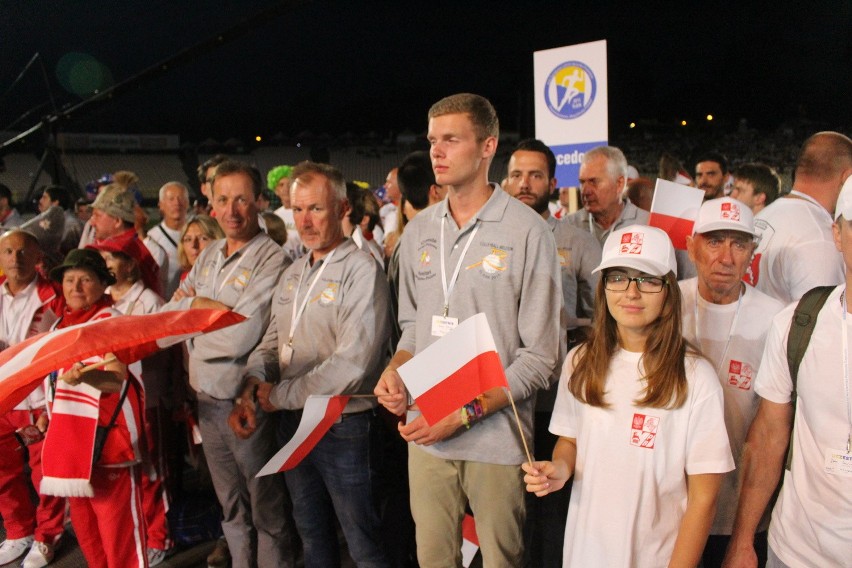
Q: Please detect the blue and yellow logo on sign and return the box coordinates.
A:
[544,61,596,119]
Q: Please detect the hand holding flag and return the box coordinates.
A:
[394,313,534,465]
[395,313,507,426]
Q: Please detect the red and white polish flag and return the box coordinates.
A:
[256,394,350,476]
[649,179,704,250]
[461,514,480,567]
[397,313,507,426]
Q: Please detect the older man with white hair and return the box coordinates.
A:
[145,181,189,297]
[679,198,785,567]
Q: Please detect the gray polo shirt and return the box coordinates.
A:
[548,215,601,323]
[245,239,390,414]
[162,231,289,399]
[397,185,562,464]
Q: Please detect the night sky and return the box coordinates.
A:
[1,0,850,144]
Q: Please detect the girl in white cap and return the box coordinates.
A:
[523,225,733,567]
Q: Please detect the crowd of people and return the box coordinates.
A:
[0,93,850,568]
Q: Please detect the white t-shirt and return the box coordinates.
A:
[551,348,734,567]
[679,279,785,533]
[145,222,182,299]
[111,281,169,408]
[273,205,305,261]
[379,202,398,242]
[755,285,852,567]
[745,194,844,303]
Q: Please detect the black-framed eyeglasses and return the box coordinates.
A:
[603,273,667,293]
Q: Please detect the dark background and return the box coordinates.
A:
[1,0,850,144]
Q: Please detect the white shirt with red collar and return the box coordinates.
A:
[0,276,62,410]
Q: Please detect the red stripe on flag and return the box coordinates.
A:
[462,514,479,546]
[414,351,506,426]
[648,211,694,250]
[279,395,350,472]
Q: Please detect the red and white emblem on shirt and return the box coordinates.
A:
[727,359,754,390]
[619,232,644,255]
[720,202,741,221]
[744,253,760,286]
[630,413,659,449]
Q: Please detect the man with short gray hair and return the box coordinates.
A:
[680,198,785,567]
[231,160,391,567]
[564,146,644,244]
[146,182,189,297]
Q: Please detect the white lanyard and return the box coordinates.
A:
[288,249,336,346]
[694,287,743,379]
[841,289,851,453]
[440,216,479,317]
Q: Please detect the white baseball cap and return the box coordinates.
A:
[693,197,756,236]
[594,225,677,278]
[834,175,852,221]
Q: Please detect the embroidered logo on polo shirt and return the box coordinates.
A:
[727,360,754,390]
[312,282,338,306]
[557,247,572,268]
[467,248,508,274]
[630,413,659,449]
[230,269,251,291]
[619,232,644,255]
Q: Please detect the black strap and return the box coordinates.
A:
[156,223,178,249]
[92,376,139,465]
[784,285,835,469]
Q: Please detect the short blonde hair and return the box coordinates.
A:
[428,93,499,141]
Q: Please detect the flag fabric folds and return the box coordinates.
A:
[257,395,350,476]
[0,309,245,414]
[648,179,704,250]
[397,313,507,426]
[461,513,480,567]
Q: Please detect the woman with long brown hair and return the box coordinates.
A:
[523,225,733,567]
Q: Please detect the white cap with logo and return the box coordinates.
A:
[594,225,677,278]
[693,197,756,236]
[833,175,852,221]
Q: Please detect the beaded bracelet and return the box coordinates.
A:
[460,395,486,429]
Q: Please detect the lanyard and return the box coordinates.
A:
[841,289,851,453]
[440,216,479,317]
[694,286,743,379]
[288,249,336,346]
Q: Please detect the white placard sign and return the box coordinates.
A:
[534,40,608,187]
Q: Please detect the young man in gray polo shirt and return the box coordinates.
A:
[376,93,562,567]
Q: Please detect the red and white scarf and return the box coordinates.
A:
[40,302,122,497]
[41,378,102,497]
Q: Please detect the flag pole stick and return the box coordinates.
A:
[78,354,118,373]
[505,387,534,467]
